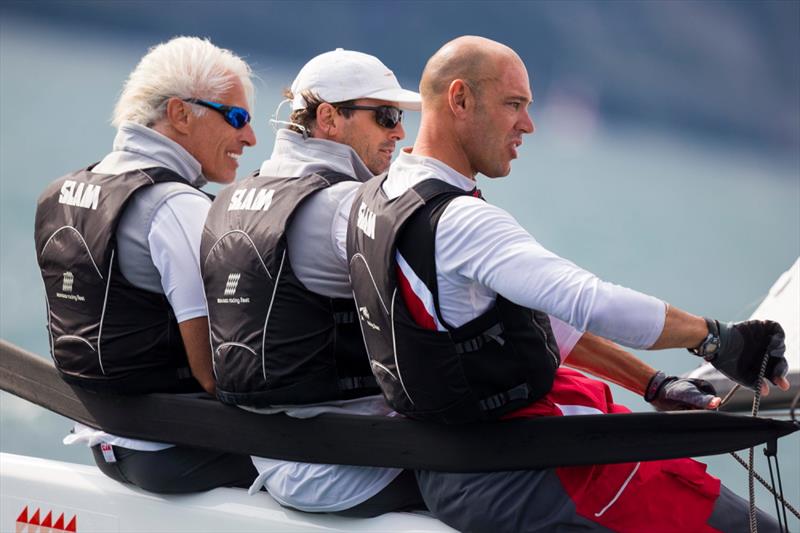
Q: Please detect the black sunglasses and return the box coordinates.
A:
[336,104,403,129]
[183,98,251,129]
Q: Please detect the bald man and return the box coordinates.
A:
[346,36,787,532]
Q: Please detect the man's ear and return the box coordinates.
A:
[448,79,471,119]
[164,97,193,135]
[314,102,338,139]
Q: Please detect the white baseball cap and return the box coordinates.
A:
[291,48,421,111]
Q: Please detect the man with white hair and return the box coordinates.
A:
[34,36,258,493]
[201,49,425,516]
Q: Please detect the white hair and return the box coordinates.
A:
[112,36,254,128]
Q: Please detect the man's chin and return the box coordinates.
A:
[369,162,391,175]
[207,173,236,185]
[484,166,512,179]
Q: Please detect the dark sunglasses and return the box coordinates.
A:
[336,104,403,129]
[183,98,251,129]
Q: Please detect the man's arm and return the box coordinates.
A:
[565,332,655,395]
[565,332,721,410]
[148,192,216,395]
[649,305,707,350]
[649,305,790,394]
[434,198,789,395]
[178,317,215,395]
[571,303,789,398]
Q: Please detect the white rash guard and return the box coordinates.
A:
[379,149,667,351]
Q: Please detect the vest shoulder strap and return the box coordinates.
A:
[140,167,214,200]
[410,177,470,202]
[313,169,358,186]
[398,179,480,328]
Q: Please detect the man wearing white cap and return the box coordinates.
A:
[201,49,423,516]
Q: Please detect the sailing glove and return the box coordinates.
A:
[690,318,788,391]
[645,371,717,411]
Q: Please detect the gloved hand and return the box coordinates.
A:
[644,371,719,411]
[690,319,788,391]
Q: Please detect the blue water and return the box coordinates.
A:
[1,14,798,525]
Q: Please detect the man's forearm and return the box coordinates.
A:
[178,316,216,395]
[565,332,655,395]
[648,304,708,350]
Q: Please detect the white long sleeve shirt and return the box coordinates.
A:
[379,149,667,351]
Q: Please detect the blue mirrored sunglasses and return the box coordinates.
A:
[183,98,251,129]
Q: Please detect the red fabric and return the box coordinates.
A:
[504,367,723,533]
[396,264,438,330]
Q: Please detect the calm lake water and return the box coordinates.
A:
[1,14,798,524]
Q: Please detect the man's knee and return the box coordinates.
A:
[707,484,781,533]
[416,469,602,533]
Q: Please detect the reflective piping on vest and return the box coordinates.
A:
[42,226,104,279]
[391,288,415,406]
[371,360,397,380]
[350,253,389,314]
[531,315,560,368]
[97,250,115,376]
[55,335,95,352]
[135,168,156,185]
[209,313,218,381]
[205,230,273,280]
[262,250,287,383]
[44,294,54,359]
[594,462,641,517]
[351,287,379,372]
[216,341,257,356]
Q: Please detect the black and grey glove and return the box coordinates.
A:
[689,318,788,391]
[644,371,718,411]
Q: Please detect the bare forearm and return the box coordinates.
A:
[648,304,708,350]
[565,332,655,395]
[178,316,216,395]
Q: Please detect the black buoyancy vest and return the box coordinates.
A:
[34,165,203,394]
[347,176,561,424]
[201,170,379,407]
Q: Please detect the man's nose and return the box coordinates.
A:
[520,109,534,134]
[241,123,257,146]
[390,122,405,141]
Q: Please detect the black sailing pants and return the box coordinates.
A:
[91,444,257,494]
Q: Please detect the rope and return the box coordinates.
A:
[720,383,741,406]
[729,452,800,520]
[746,355,768,533]
[719,354,794,533]
[790,388,800,422]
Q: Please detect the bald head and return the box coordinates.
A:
[413,35,533,180]
[420,36,523,102]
